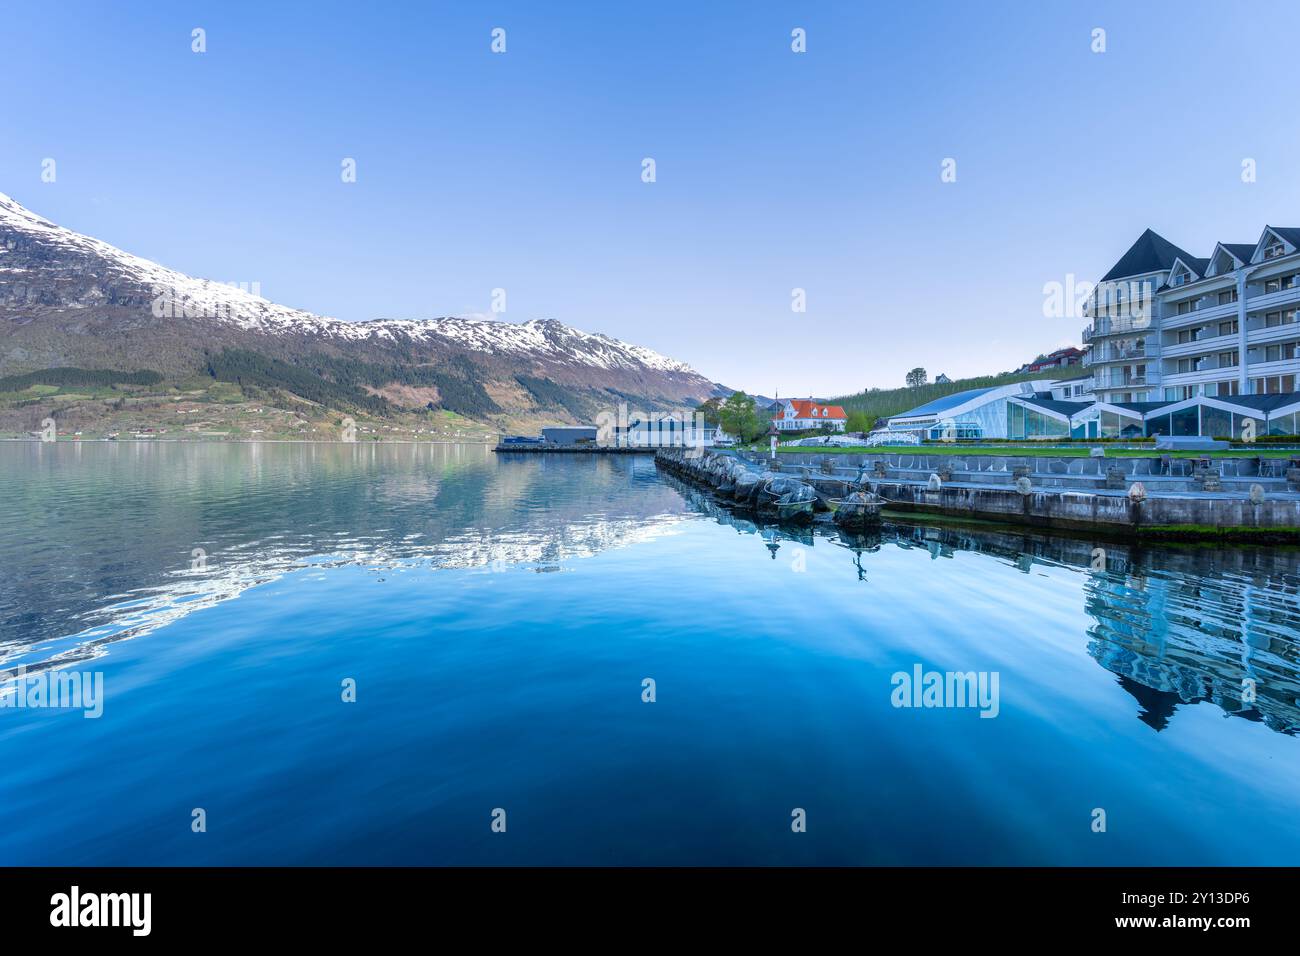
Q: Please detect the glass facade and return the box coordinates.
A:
[1144,404,1276,439]
[1099,410,1143,439]
[1200,405,1233,439]
[1269,410,1299,435]
[1170,406,1200,436]
[925,422,983,440]
[904,394,1300,442]
[1070,417,1099,439]
[1232,413,1262,439]
[962,397,1012,439]
[1007,403,1069,439]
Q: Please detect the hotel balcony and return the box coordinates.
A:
[1244,319,1300,343]
[1085,315,1154,338]
[1161,333,1236,359]
[1091,374,1147,390]
[1244,285,1300,314]
[1086,346,1148,365]
[1162,299,1239,329]
[1166,357,1237,377]
[1161,366,1239,388]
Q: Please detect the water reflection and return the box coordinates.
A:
[1,443,687,679]
[667,473,1300,738]
[5,443,1300,740]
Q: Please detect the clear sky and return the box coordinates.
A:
[4,1,1299,397]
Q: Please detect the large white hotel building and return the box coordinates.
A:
[882,225,1300,442]
[1084,225,1300,404]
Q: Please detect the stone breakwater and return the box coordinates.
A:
[723,450,1300,540]
[654,448,882,530]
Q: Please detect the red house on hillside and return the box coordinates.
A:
[770,399,848,432]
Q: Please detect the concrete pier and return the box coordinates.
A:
[493,444,653,454]
[654,447,881,527]
[700,450,1300,540]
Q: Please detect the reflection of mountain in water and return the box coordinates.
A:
[9,445,1300,739]
[1,443,688,680]
[668,473,1300,738]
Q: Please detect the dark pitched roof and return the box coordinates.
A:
[1126,393,1300,415]
[1012,396,1092,417]
[1203,392,1300,413]
[1101,229,1199,282]
[1266,227,1300,249]
[1156,256,1212,292]
[1223,243,1256,263]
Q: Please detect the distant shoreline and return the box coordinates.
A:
[1,437,496,445]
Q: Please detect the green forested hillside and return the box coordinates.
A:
[202,349,506,420]
[0,368,164,390]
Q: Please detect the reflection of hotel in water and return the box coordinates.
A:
[1082,559,1300,736]
[669,474,1300,738]
[894,525,1300,736]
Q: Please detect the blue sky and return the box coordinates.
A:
[4,0,1299,397]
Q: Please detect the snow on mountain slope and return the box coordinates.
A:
[0,191,699,376]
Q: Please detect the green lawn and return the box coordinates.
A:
[774,444,1299,459]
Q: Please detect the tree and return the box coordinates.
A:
[695,397,724,426]
[845,409,873,434]
[905,367,928,388]
[718,391,768,443]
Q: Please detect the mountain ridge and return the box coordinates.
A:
[0,191,723,436]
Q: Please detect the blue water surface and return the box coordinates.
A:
[1,442,1298,864]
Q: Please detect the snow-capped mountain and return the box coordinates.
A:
[0,191,721,423]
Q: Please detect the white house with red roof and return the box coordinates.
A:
[770,399,848,432]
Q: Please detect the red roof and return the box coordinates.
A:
[774,400,847,420]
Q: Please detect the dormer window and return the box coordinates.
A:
[1174,273,1187,286]
[1265,241,1286,260]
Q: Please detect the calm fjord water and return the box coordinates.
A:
[2,441,1299,865]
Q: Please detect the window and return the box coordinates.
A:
[1251,375,1297,394]
[1218,289,1239,305]
[1177,300,1195,315]
[1263,273,1298,294]
[1264,241,1287,260]
[1218,320,1238,336]
[1218,350,1239,368]
[1177,328,1202,344]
